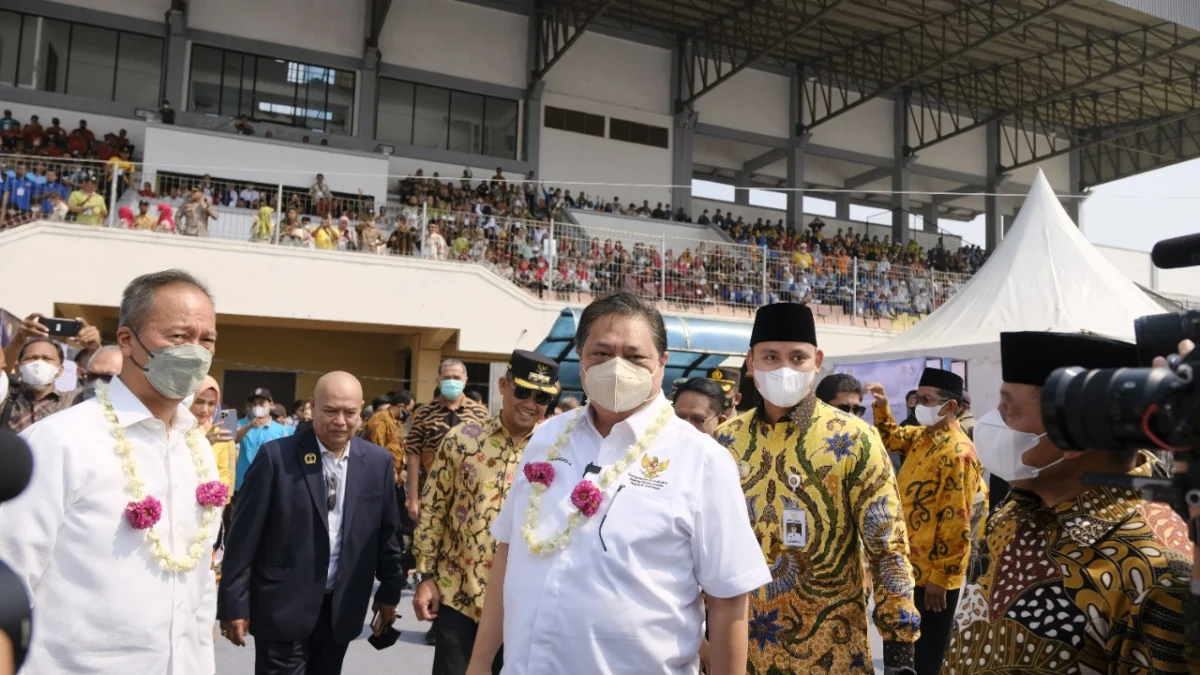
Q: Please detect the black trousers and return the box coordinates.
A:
[432,606,503,675]
[255,593,349,675]
[913,585,961,675]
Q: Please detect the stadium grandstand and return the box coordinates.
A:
[2,0,1200,406]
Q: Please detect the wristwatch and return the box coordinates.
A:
[418,573,437,584]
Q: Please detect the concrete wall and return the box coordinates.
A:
[190,0,366,59]
[379,0,528,89]
[141,124,390,200]
[545,32,672,115]
[693,64,790,138]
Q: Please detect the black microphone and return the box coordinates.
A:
[1150,233,1200,270]
[0,430,33,504]
[583,463,602,477]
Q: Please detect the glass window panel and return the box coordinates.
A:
[66,24,117,101]
[0,11,22,86]
[327,68,354,135]
[300,66,329,132]
[253,56,296,126]
[188,44,222,114]
[218,52,246,118]
[114,32,162,108]
[16,16,69,92]
[483,97,518,159]
[448,90,483,154]
[412,84,449,150]
[376,77,414,146]
[16,14,34,87]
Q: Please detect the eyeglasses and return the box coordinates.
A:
[325,473,338,511]
[676,411,718,428]
[915,395,949,407]
[835,403,866,417]
[512,385,554,406]
[81,372,113,385]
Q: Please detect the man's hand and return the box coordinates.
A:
[1152,339,1195,367]
[206,425,234,444]
[413,578,441,621]
[16,313,49,341]
[220,619,250,646]
[372,602,398,635]
[252,416,269,428]
[865,382,888,407]
[406,495,420,523]
[74,318,101,351]
[923,581,947,612]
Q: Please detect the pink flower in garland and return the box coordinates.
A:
[195,481,230,508]
[570,481,603,518]
[125,496,163,530]
[523,461,556,487]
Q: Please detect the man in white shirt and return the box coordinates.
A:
[466,292,771,675]
[0,269,222,675]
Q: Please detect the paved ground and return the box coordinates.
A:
[216,588,887,674]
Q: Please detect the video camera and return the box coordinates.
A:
[1038,232,1200,523]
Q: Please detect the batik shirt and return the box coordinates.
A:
[941,454,1194,675]
[414,415,527,621]
[717,396,920,673]
[873,401,984,590]
[406,396,491,478]
[362,409,405,485]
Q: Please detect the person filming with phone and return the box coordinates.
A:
[1,312,102,433]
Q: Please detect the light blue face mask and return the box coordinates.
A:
[439,379,466,400]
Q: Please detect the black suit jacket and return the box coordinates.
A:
[217,429,405,643]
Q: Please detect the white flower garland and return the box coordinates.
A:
[97,383,221,574]
[521,403,673,555]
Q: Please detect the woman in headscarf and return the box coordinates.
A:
[190,375,235,494]
[251,204,274,243]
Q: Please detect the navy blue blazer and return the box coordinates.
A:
[216,429,404,643]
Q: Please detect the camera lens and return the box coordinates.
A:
[1134,310,1200,367]
[1041,366,1188,451]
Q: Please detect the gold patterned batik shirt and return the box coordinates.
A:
[406,397,491,478]
[941,454,1194,675]
[414,415,528,621]
[716,397,920,674]
[873,401,984,590]
[362,409,406,485]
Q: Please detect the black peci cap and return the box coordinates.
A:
[750,303,817,347]
[919,368,964,396]
[508,349,560,395]
[1000,331,1138,386]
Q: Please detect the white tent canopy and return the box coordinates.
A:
[827,169,1163,414]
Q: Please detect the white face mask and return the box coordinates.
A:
[914,403,947,427]
[0,370,8,403]
[582,357,658,414]
[754,367,816,409]
[252,405,271,418]
[19,360,59,388]
[973,408,1060,482]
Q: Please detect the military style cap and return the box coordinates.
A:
[509,349,561,395]
[705,366,742,396]
[1000,331,1137,386]
[750,303,817,347]
[919,368,964,396]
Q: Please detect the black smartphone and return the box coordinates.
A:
[37,317,82,338]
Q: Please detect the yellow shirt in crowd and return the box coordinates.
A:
[67,191,107,226]
[872,400,983,590]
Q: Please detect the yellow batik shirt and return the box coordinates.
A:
[716,397,920,674]
[414,415,527,622]
[873,401,984,590]
[362,409,406,485]
[942,454,1194,675]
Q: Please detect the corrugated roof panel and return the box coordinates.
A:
[1106,0,1200,30]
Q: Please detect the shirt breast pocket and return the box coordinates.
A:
[597,485,677,555]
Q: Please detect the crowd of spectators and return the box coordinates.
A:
[5,144,985,318]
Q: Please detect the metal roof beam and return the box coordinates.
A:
[1005,107,1200,173]
[843,166,891,189]
[801,0,1074,132]
[677,0,852,110]
[907,23,1200,153]
[366,0,392,48]
[742,147,787,173]
[530,0,619,81]
[1080,114,1200,186]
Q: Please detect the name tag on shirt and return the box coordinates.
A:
[782,508,808,548]
[15,187,24,196]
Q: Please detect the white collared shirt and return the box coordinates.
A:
[0,376,219,675]
[318,439,350,590]
[492,394,771,675]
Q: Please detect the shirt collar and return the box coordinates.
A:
[108,375,198,433]
[581,391,670,439]
[1009,452,1157,548]
[316,437,352,463]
